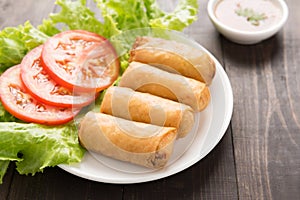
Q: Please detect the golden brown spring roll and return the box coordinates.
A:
[100,86,194,138]
[129,36,216,85]
[118,62,210,112]
[78,112,177,169]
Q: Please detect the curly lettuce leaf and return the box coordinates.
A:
[143,0,165,19]
[0,160,9,184]
[94,0,198,31]
[0,21,49,73]
[149,0,198,31]
[0,122,85,182]
[37,19,61,37]
[94,0,151,31]
[45,0,120,38]
[0,102,22,123]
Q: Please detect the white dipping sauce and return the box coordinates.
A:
[215,0,282,32]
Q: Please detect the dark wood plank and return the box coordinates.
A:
[224,0,300,198]
[0,163,14,199]
[6,165,123,200]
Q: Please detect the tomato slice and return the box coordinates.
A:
[20,45,96,108]
[41,30,119,92]
[0,65,80,125]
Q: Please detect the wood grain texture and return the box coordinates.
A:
[6,164,123,200]
[224,0,300,198]
[0,163,14,199]
[1,0,299,199]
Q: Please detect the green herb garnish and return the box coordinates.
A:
[235,6,267,26]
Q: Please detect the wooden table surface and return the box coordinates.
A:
[0,0,299,199]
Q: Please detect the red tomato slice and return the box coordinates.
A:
[41,30,119,92]
[20,45,96,108]
[0,65,80,125]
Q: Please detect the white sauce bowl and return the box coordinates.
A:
[207,0,289,45]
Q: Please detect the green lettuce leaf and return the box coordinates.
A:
[143,0,165,19]
[0,21,49,73]
[149,0,198,31]
[0,160,10,184]
[94,0,151,31]
[94,0,198,31]
[0,122,85,182]
[0,102,22,123]
[37,19,61,37]
[45,0,120,38]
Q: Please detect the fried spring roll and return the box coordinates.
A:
[129,36,216,85]
[118,62,210,112]
[78,112,177,169]
[100,86,194,138]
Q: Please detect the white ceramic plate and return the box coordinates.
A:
[59,31,233,184]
